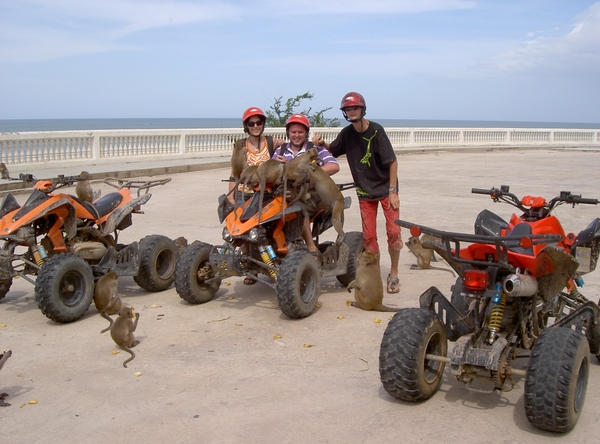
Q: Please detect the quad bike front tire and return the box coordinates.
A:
[524,326,589,433]
[35,253,94,323]
[277,250,321,319]
[336,231,364,287]
[134,234,178,292]
[379,307,448,402]
[175,241,221,304]
[0,278,13,301]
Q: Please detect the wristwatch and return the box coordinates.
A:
[389,186,398,193]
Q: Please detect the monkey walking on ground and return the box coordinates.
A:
[348,250,400,312]
[0,349,12,407]
[110,307,140,368]
[406,234,456,277]
[93,271,122,334]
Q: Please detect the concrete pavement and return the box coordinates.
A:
[1,148,600,443]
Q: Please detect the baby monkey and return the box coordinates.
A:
[110,307,140,368]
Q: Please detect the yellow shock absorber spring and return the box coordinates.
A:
[259,245,277,278]
[488,287,507,344]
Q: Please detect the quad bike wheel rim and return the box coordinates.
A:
[59,270,87,307]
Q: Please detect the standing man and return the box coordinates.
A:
[312,92,402,294]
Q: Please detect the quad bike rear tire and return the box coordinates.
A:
[336,231,364,287]
[524,326,589,433]
[35,253,94,323]
[277,250,321,319]
[0,278,13,301]
[175,241,221,304]
[134,234,178,292]
[379,307,448,402]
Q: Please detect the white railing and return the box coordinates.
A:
[1,127,598,167]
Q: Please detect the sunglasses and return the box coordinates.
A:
[247,120,264,127]
[344,106,361,112]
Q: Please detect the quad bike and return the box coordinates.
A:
[379,185,600,433]
[0,171,179,323]
[174,181,363,319]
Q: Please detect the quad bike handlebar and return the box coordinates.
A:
[104,177,171,196]
[472,185,598,220]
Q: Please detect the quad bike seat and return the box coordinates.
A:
[93,192,124,218]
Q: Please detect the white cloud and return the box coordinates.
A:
[483,2,600,77]
[0,0,242,62]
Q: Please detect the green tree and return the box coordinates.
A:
[265,92,340,128]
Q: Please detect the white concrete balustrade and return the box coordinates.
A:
[1,127,598,167]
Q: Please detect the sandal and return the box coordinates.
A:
[243,276,257,285]
[387,275,400,294]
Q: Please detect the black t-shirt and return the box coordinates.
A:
[329,121,396,201]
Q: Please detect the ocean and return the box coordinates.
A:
[1,117,599,133]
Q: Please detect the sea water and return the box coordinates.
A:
[0,117,599,133]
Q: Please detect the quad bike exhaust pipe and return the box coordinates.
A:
[503,274,538,297]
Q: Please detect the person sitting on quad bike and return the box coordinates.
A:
[273,113,340,257]
[228,106,283,205]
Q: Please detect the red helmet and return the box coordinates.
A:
[340,92,366,122]
[285,113,310,131]
[340,92,366,109]
[242,107,266,124]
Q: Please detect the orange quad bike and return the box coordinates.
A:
[174,181,363,318]
[0,171,179,323]
[379,185,600,433]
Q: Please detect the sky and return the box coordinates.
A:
[1,0,599,124]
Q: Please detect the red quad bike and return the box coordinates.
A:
[174,182,363,318]
[379,185,600,433]
[0,172,179,323]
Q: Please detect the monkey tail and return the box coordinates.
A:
[258,177,266,223]
[122,348,136,368]
[100,312,114,334]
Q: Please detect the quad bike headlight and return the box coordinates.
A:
[222,227,233,243]
[248,228,260,241]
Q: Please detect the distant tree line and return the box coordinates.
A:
[265,92,340,128]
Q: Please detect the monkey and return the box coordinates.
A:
[304,164,346,244]
[347,250,400,312]
[110,306,140,368]
[173,236,188,252]
[406,234,456,277]
[93,271,122,334]
[256,159,284,222]
[282,147,319,206]
[230,138,247,181]
[0,163,9,180]
[75,171,94,202]
[0,349,12,407]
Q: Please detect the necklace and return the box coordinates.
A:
[248,136,261,152]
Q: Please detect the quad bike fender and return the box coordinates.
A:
[419,286,475,341]
[553,301,600,355]
[536,246,579,301]
[95,242,140,276]
[101,194,151,236]
[0,196,76,236]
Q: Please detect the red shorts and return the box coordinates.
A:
[358,198,402,254]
